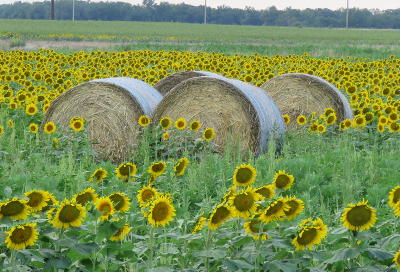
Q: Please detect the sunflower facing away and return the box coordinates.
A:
[341,200,377,231]
[148,161,167,177]
[96,197,115,221]
[73,187,98,206]
[229,187,263,218]
[174,157,190,176]
[147,195,176,227]
[51,199,86,229]
[137,186,158,206]
[109,224,131,241]
[292,218,328,250]
[24,190,51,212]
[138,115,151,127]
[116,162,137,181]
[0,198,30,220]
[232,164,257,187]
[209,204,233,230]
[109,193,130,213]
[272,170,295,190]
[5,223,38,250]
[88,168,108,183]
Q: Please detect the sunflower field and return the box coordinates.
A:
[0,48,400,272]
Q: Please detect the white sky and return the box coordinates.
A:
[0,0,398,10]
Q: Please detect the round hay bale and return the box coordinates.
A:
[43,77,163,161]
[154,71,223,95]
[260,73,353,125]
[153,76,285,156]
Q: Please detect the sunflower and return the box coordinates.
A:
[174,157,190,176]
[341,200,377,231]
[7,120,15,128]
[393,248,400,267]
[189,120,201,131]
[340,119,353,130]
[232,164,257,187]
[69,116,85,126]
[202,128,215,142]
[0,198,30,220]
[244,218,269,240]
[388,185,400,209]
[209,204,232,230]
[162,132,169,141]
[353,114,366,129]
[25,103,38,116]
[109,193,130,213]
[259,198,289,223]
[148,161,167,177]
[148,174,156,186]
[292,219,328,251]
[29,123,38,134]
[160,117,172,130]
[317,124,327,133]
[282,197,304,221]
[116,162,137,180]
[73,187,98,206]
[296,115,307,125]
[70,119,84,132]
[138,115,151,127]
[0,125,4,135]
[324,108,335,116]
[109,224,131,241]
[88,168,108,183]
[96,197,115,221]
[137,186,158,206]
[254,185,275,199]
[41,192,59,212]
[44,121,56,134]
[175,117,186,130]
[51,199,86,229]
[24,190,50,212]
[326,114,337,125]
[282,114,290,124]
[229,187,263,218]
[272,170,295,190]
[192,216,207,234]
[147,195,176,227]
[5,223,38,250]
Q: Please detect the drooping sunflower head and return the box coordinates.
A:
[229,187,263,219]
[148,161,167,177]
[89,168,108,183]
[138,115,151,127]
[233,164,257,187]
[259,198,289,223]
[116,162,137,180]
[24,190,50,212]
[109,193,130,213]
[202,128,215,142]
[174,157,190,176]
[209,204,232,230]
[254,185,275,199]
[29,123,39,134]
[189,120,201,131]
[109,224,131,241]
[244,218,269,240]
[192,216,207,234]
[0,198,30,220]
[160,117,172,130]
[43,121,56,134]
[5,223,38,250]
[148,195,176,227]
[96,197,115,221]
[137,186,158,206]
[282,197,305,221]
[51,199,86,229]
[73,187,98,206]
[272,170,295,190]
[341,200,377,231]
[174,117,186,130]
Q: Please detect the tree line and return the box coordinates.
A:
[1,0,400,29]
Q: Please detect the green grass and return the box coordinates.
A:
[1,19,400,58]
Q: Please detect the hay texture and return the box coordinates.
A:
[43,77,162,161]
[154,71,223,95]
[153,76,285,156]
[261,73,353,125]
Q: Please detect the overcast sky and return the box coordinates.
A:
[0,0,398,10]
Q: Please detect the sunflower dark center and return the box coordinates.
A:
[297,228,318,245]
[161,119,170,128]
[236,168,252,184]
[119,165,133,176]
[284,200,299,216]
[211,206,230,225]
[275,175,290,188]
[10,226,33,244]
[346,205,371,226]
[1,201,25,216]
[152,202,169,221]
[265,201,284,216]
[204,129,213,139]
[141,190,155,202]
[58,205,80,223]
[393,189,400,203]
[76,193,93,205]
[109,194,124,211]
[152,163,165,173]
[27,192,44,208]
[233,194,254,211]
